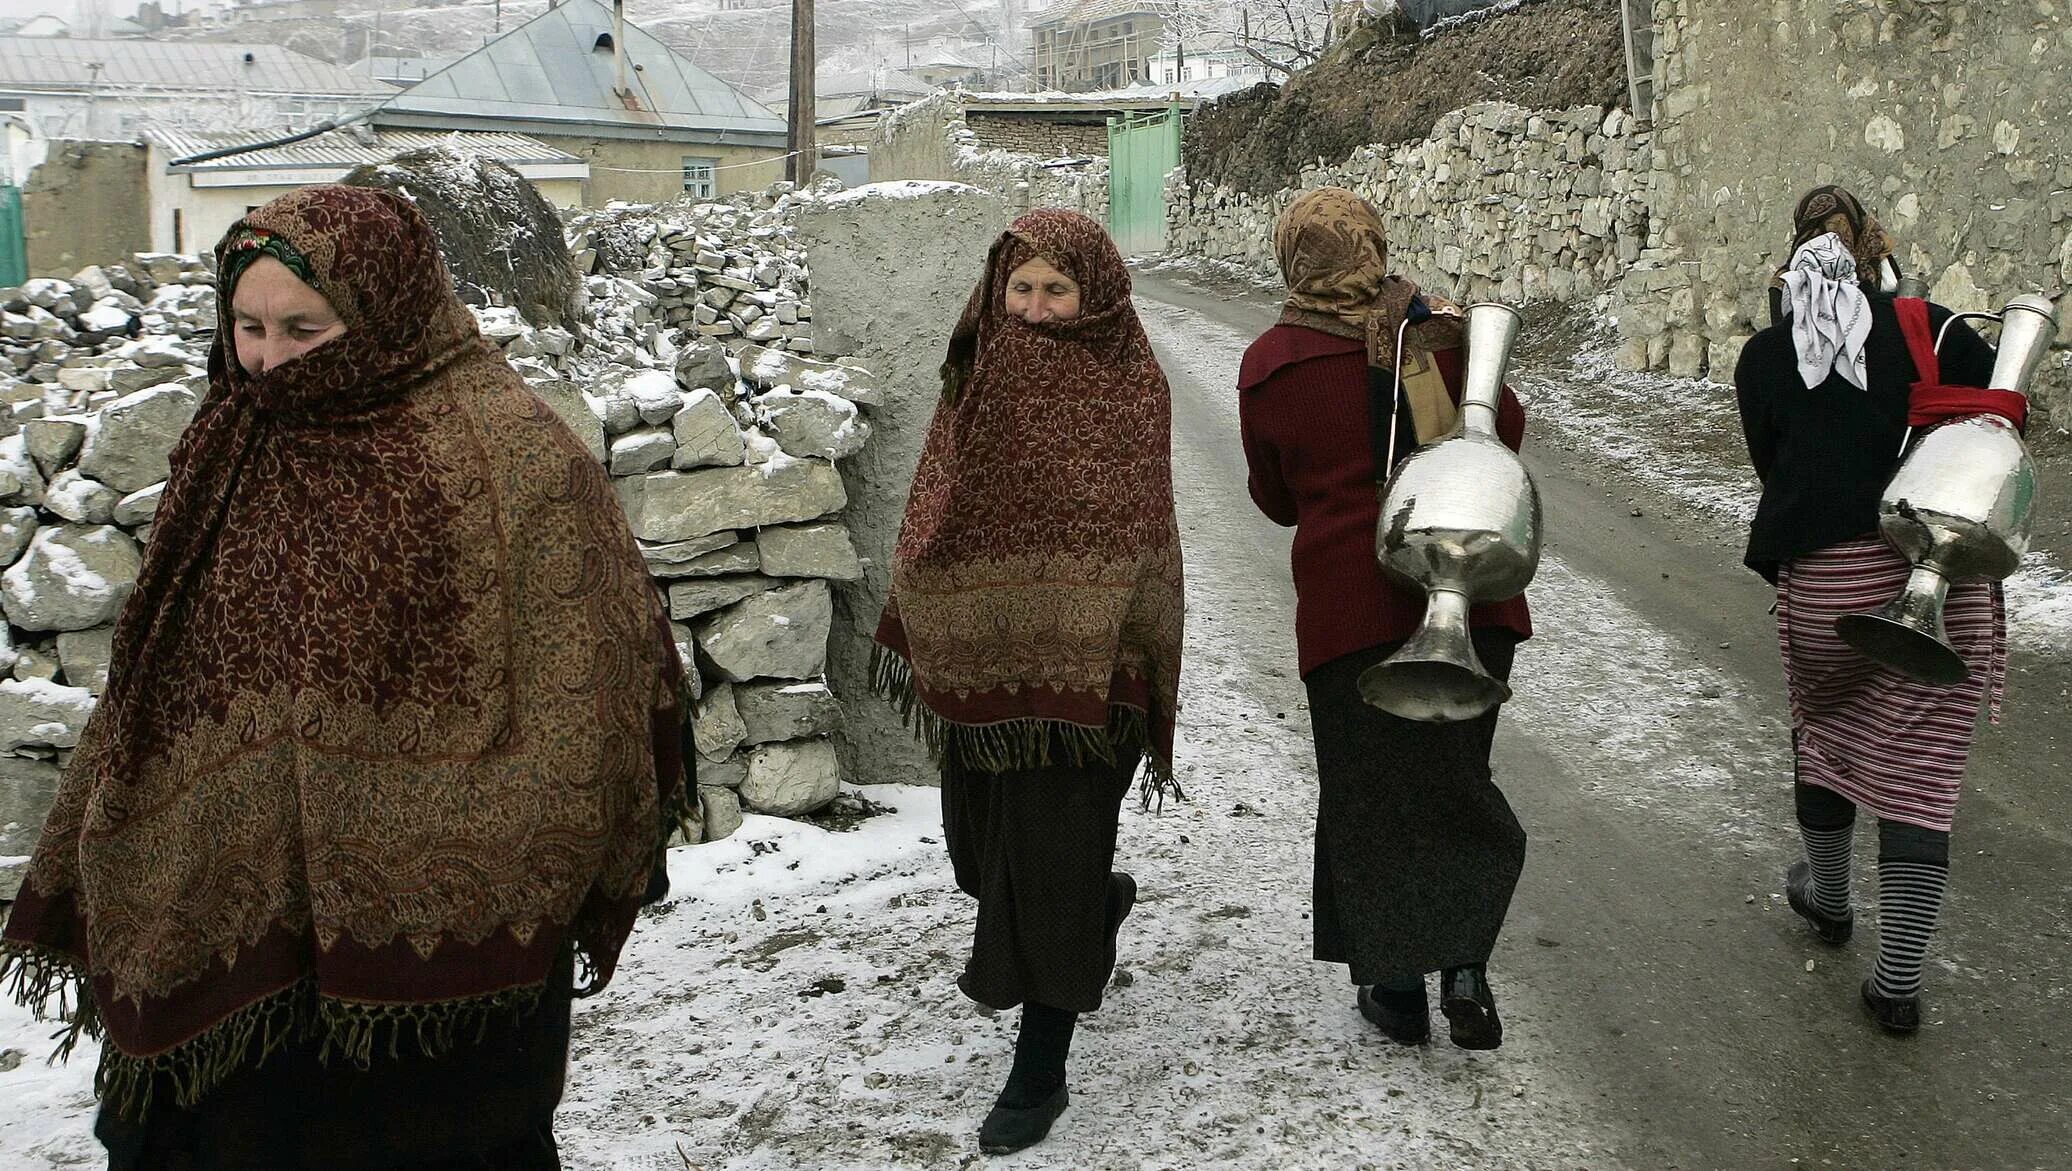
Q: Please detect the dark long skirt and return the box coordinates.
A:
[1308,632,1526,987]
[941,744,1135,1014]
[96,948,573,1171]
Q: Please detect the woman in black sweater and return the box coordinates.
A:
[1734,191,1999,1035]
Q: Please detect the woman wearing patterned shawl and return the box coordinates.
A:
[0,186,687,1168]
[1767,185,1904,325]
[873,209,1184,1155]
[1237,187,1531,1051]
[1736,203,2000,1034]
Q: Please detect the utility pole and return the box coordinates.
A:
[787,0,816,184]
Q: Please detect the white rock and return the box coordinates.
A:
[693,680,748,759]
[659,542,760,580]
[608,426,677,476]
[692,579,832,682]
[631,457,845,543]
[738,738,841,816]
[735,680,842,745]
[0,434,44,506]
[1,524,143,632]
[0,677,96,751]
[21,416,87,475]
[698,785,744,840]
[667,574,776,621]
[56,626,113,695]
[0,507,35,567]
[77,384,200,493]
[755,522,861,581]
[116,336,199,369]
[758,388,868,460]
[43,470,120,525]
[12,646,56,681]
[623,369,684,425]
[671,388,748,470]
[113,483,163,527]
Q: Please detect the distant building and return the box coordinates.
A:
[144,127,586,254]
[370,0,788,205]
[232,0,341,24]
[1144,36,1279,86]
[764,67,936,119]
[1027,0,1165,92]
[908,44,989,90]
[0,36,395,140]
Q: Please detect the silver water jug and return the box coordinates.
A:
[1358,302,1542,722]
[1834,293,2057,684]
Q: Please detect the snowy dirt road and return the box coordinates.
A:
[4,276,2069,1171]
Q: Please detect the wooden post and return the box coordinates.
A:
[788,0,816,184]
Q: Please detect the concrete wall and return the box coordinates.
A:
[23,141,151,277]
[871,93,1108,221]
[1614,0,2072,415]
[1170,102,1654,309]
[796,181,1014,789]
[532,135,788,207]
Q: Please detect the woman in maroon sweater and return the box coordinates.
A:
[1239,187,1532,1049]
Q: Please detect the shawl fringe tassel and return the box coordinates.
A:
[2,938,551,1123]
[870,644,1181,810]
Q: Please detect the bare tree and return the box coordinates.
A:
[1144,0,1346,80]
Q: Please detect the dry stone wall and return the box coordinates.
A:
[871,92,1108,221]
[1169,101,1655,309]
[1615,0,2072,416]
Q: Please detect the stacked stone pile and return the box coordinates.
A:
[1168,101,1654,313]
[0,189,890,898]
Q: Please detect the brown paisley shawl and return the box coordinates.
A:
[1274,187,1467,445]
[872,209,1185,797]
[0,186,686,1118]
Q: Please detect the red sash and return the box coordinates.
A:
[1893,296,2028,431]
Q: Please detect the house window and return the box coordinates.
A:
[682,157,717,198]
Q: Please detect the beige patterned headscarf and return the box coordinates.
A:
[1273,187,1467,444]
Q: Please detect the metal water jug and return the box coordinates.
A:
[1834,293,2057,684]
[1358,302,1542,722]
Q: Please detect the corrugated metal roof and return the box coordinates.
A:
[376,0,785,140]
[0,36,397,98]
[149,126,583,172]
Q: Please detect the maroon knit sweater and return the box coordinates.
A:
[1238,323,1534,678]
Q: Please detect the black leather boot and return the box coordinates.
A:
[1103,871,1137,978]
[1785,861,1855,945]
[1440,966,1503,1050]
[1357,984,1430,1046]
[1860,979,1920,1035]
[978,1084,1070,1154]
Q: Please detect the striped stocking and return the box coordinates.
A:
[1797,824,1854,919]
[1872,860,1950,999]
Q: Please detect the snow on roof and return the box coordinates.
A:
[1025,0,1164,28]
[374,0,785,142]
[0,36,395,98]
[148,126,582,172]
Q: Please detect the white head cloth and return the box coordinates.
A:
[1780,232,1872,391]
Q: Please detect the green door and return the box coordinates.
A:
[0,186,22,287]
[1107,106,1182,257]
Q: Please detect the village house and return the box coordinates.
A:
[0,36,394,142]
[1027,0,1166,92]
[143,127,587,255]
[370,0,789,205]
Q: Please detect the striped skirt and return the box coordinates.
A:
[1777,536,2003,832]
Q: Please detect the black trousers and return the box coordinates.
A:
[941,745,1135,1014]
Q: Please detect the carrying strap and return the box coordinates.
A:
[1893,296,2029,431]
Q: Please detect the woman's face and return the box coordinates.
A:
[1004,257,1082,324]
[230,255,346,375]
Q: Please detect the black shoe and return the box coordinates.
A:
[978,1085,1069,1154]
[1440,967,1503,1050]
[1357,984,1430,1046]
[1785,861,1855,945]
[1103,871,1137,977]
[1861,979,1920,1035]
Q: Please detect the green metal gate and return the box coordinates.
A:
[1106,105,1182,257]
[0,186,23,287]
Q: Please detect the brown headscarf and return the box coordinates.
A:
[1776,185,1898,288]
[1274,187,1466,444]
[874,209,1184,797]
[0,186,685,1118]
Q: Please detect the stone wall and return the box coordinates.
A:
[797,181,1014,791]
[1615,0,2072,414]
[23,142,151,278]
[965,113,1110,159]
[1169,101,1654,308]
[870,92,1108,220]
